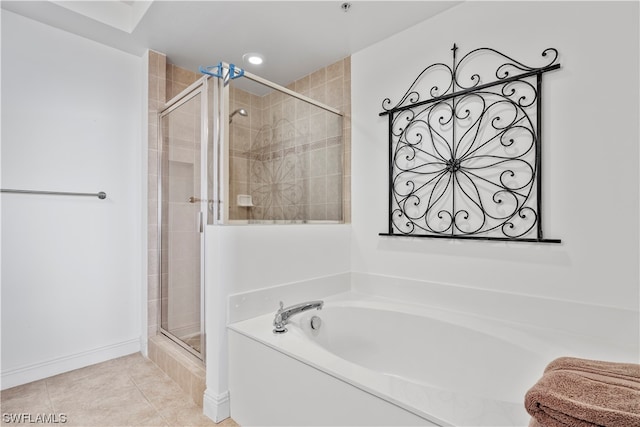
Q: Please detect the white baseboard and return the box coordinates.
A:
[203,389,230,423]
[1,339,140,390]
[140,335,148,358]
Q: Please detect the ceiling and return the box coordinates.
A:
[1,1,461,89]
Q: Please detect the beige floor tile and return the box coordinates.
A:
[0,381,56,426]
[3,387,53,425]
[96,385,151,410]
[135,374,191,407]
[157,404,218,427]
[216,417,240,427]
[46,358,121,384]
[0,352,239,427]
[126,358,167,386]
[1,380,52,408]
[47,363,132,390]
[47,373,135,410]
[1,414,61,427]
[1,379,48,401]
[62,405,166,427]
[82,399,163,426]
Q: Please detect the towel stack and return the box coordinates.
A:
[525,357,640,427]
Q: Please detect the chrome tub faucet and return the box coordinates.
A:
[273,300,324,333]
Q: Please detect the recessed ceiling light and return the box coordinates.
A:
[243,53,264,65]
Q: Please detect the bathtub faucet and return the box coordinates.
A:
[273,300,324,334]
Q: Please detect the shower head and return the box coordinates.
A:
[229,108,248,123]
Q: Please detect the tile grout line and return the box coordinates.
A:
[128,370,171,427]
[43,379,57,414]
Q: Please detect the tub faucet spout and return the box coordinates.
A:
[273,300,324,334]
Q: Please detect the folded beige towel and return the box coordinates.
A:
[545,357,640,382]
[525,357,640,427]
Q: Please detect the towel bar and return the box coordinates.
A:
[0,189,107,199]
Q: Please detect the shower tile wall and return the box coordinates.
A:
[229,57,351,222]
[167,64,200,100]
[147,50,166,339]
[228,88,262,221]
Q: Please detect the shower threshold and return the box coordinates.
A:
[160,328,204,361]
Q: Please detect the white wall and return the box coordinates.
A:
[212,225,351,295]
[204,224,351,420]
[351,2,638,310]
[1,10,143,388]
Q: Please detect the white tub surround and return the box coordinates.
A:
[350,273,640,351]
[228,278,637,426]
[229,327,430,427]
[227,272,351,324]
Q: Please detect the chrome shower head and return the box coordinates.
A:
[229,108,248,123]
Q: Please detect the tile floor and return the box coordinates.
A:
[0,353,238,427]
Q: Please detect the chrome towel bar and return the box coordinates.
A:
[0,189,107,199]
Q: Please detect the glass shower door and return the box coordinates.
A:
[159,89,204,358]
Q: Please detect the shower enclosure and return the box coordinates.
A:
[159,85,206,359]
[226,77,344,223]
[157,63,344,358]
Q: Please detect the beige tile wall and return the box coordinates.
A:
[148,335,206,406]
[228,56,351,222]
[228,87,263,220]
[166,64,200,101]
[147,51,166,339]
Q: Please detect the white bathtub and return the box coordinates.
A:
[228,291,635,426]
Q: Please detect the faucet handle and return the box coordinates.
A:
[273,301,287,334]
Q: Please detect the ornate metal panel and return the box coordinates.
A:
[379,45,561,243]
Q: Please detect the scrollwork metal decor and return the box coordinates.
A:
[379,45,561,243]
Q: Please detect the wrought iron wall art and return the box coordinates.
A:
[379,44,561,243]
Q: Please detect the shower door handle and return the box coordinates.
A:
[199,211,203,233]
[189,196,216,204]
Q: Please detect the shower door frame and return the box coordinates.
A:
[157,76,211,361]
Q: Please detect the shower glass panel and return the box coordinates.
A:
[159,89,204,359]
[227,78,344,223]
